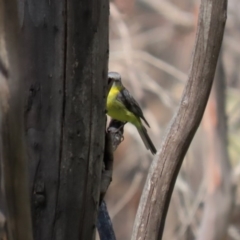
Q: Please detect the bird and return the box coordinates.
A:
[107,72,157,155]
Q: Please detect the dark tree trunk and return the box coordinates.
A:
[22,2,66,240]
[2,0,109,240]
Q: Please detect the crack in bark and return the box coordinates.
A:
[52,0,68,238]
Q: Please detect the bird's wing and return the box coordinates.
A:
[117,88,150,127]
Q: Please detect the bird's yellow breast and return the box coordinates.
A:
[107,86,139,125]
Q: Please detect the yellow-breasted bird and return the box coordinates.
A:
[107,72,157,155]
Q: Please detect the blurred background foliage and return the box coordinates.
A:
[105,0,240,239]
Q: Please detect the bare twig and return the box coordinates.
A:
[131,0,227,239]
[228,225,240,240]
[138,71,177,110]
[111,27,175,49]
[111,173,143,220]
[110,3,142,99]
[110,50,187,83]
[138,0,195,30]
[177,178,206,238]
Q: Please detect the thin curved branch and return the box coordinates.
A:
[131,0,227,239]
[138,0,195,30]
[111,172,143,220]
[110,50,187,83]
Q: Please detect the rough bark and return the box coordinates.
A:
[197,53,233,240]
[131,0,228,239]
[52,1,108,239]
[3,0,109,240]
[21,2,66,239]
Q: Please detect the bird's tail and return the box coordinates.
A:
[137,124,157,155]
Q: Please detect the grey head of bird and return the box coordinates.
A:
[108,72,122,88]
